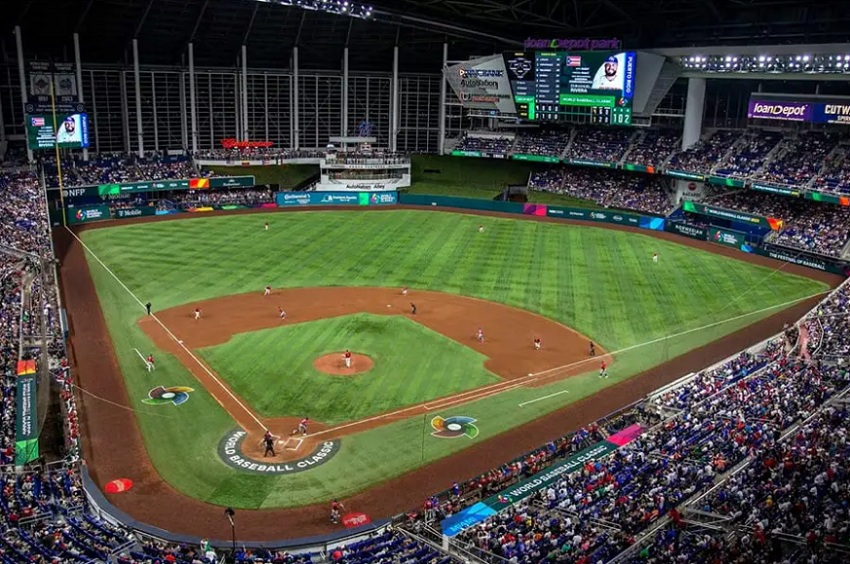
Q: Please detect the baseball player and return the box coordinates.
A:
[533,338,541,351]
[264,221,269,231]
[343,350,352,368]
[331,499,346,524]
[652,252,658,263]
[478,225,484,233]
[589,341,596,357]
[599,361,609,379]
[262,430,276,457]
[278,307,287,320]
[401,286,409,296]
[145,302,152,315]
[194,307,202,320]
[298,417,309,436]
[264,285,272,296]
[146,354,155,372]
[410,303,417,315]
[476,328,484,343]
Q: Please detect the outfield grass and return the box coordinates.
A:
[198,314,499,423]
[80,209,828,508]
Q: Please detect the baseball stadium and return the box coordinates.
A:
[2,0,850,562]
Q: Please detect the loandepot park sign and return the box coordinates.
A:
[523,37,622,50]
[217,428,341,475]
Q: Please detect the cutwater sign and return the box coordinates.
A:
[275,191,398,207]
[217,428,341,475]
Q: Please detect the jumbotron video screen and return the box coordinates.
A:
[504,51,637,125]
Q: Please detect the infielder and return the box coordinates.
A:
[533,338,541,351]
[194,307,202,320]
[476,328,484,343]
[401,286,409,296]
[343,350,352,368]
[278,307,287,320]
[264,285,272,296]
[297,417,309,436]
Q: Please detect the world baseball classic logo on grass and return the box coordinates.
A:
[142,386,194,406]
[431,416,479,439]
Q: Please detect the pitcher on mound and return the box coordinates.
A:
[343,350,352,368]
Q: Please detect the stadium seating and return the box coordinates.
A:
[624,129,680,168]
[529,167,674,215]
[454,133,513,155]
[701,190,850,257]
[565,126,634,163]
[512,131,571,158]
[667,130,740,173]
[714,130,783,178]
[44,153,199,187]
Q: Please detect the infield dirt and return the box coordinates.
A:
[54,206,843,542]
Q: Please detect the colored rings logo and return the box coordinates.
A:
[142,386,194,406]
[431,416,479,439]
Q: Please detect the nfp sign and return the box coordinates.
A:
[523,37,622,50]
[748,100,812,122]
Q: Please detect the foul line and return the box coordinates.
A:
[67,227,266,432]
[132,347,150,369]
[518,389,569,407]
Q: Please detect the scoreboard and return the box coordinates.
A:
[503,51,637,126]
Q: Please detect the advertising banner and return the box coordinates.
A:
[622,163,656,174]
[56,176,256,197]
[665,170,706,182]
[275,191,398,207]
[708,176,746,188]
[812,102,850,125]
[15,360,39,466]
[709,227,747,248]
[67,205,111,225]
[666,221,707,241]
[115,207,157,219]
[743,245,850,276]
[441,424,643,537]
[444,54,517,115]
[750,182,803,198]
[681,200,783,231]
[511,154,560,163]
[545,206,640,225]
[566,159,616,168]
[747,99,813,122]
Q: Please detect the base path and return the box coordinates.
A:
[54,207,844,542]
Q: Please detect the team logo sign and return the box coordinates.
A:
[142,386,194,406]
[431,416,479,439]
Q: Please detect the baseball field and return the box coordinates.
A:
[58,205,835,538]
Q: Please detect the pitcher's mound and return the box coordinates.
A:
[313,353,374,376]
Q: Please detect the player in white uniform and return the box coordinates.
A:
[194,308,201,320]
[264,285,272,296]
[652,253,658,263]
[476,328,484,343]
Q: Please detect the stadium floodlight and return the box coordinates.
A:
[252,0,374,20]
[676,52,850,75]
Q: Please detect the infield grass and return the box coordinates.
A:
[198,314,499,423]
[79,209,829,508]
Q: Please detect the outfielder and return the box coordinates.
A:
[652,252,658,263]
[343,350,352,368]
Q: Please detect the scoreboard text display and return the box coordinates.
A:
[504,51,637,125]
[26,113,90,150]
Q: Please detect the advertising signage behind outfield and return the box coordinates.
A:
[275,191,398,207]
[748,96,850,125]
[56,176,256,199]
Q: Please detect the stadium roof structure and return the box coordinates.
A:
[3,0,850,72]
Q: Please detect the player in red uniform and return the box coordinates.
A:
[599,361,608,379]
[343,350,352,368]
[330,499,346,524]
[146,354,155,372]
[298,417,309,436]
